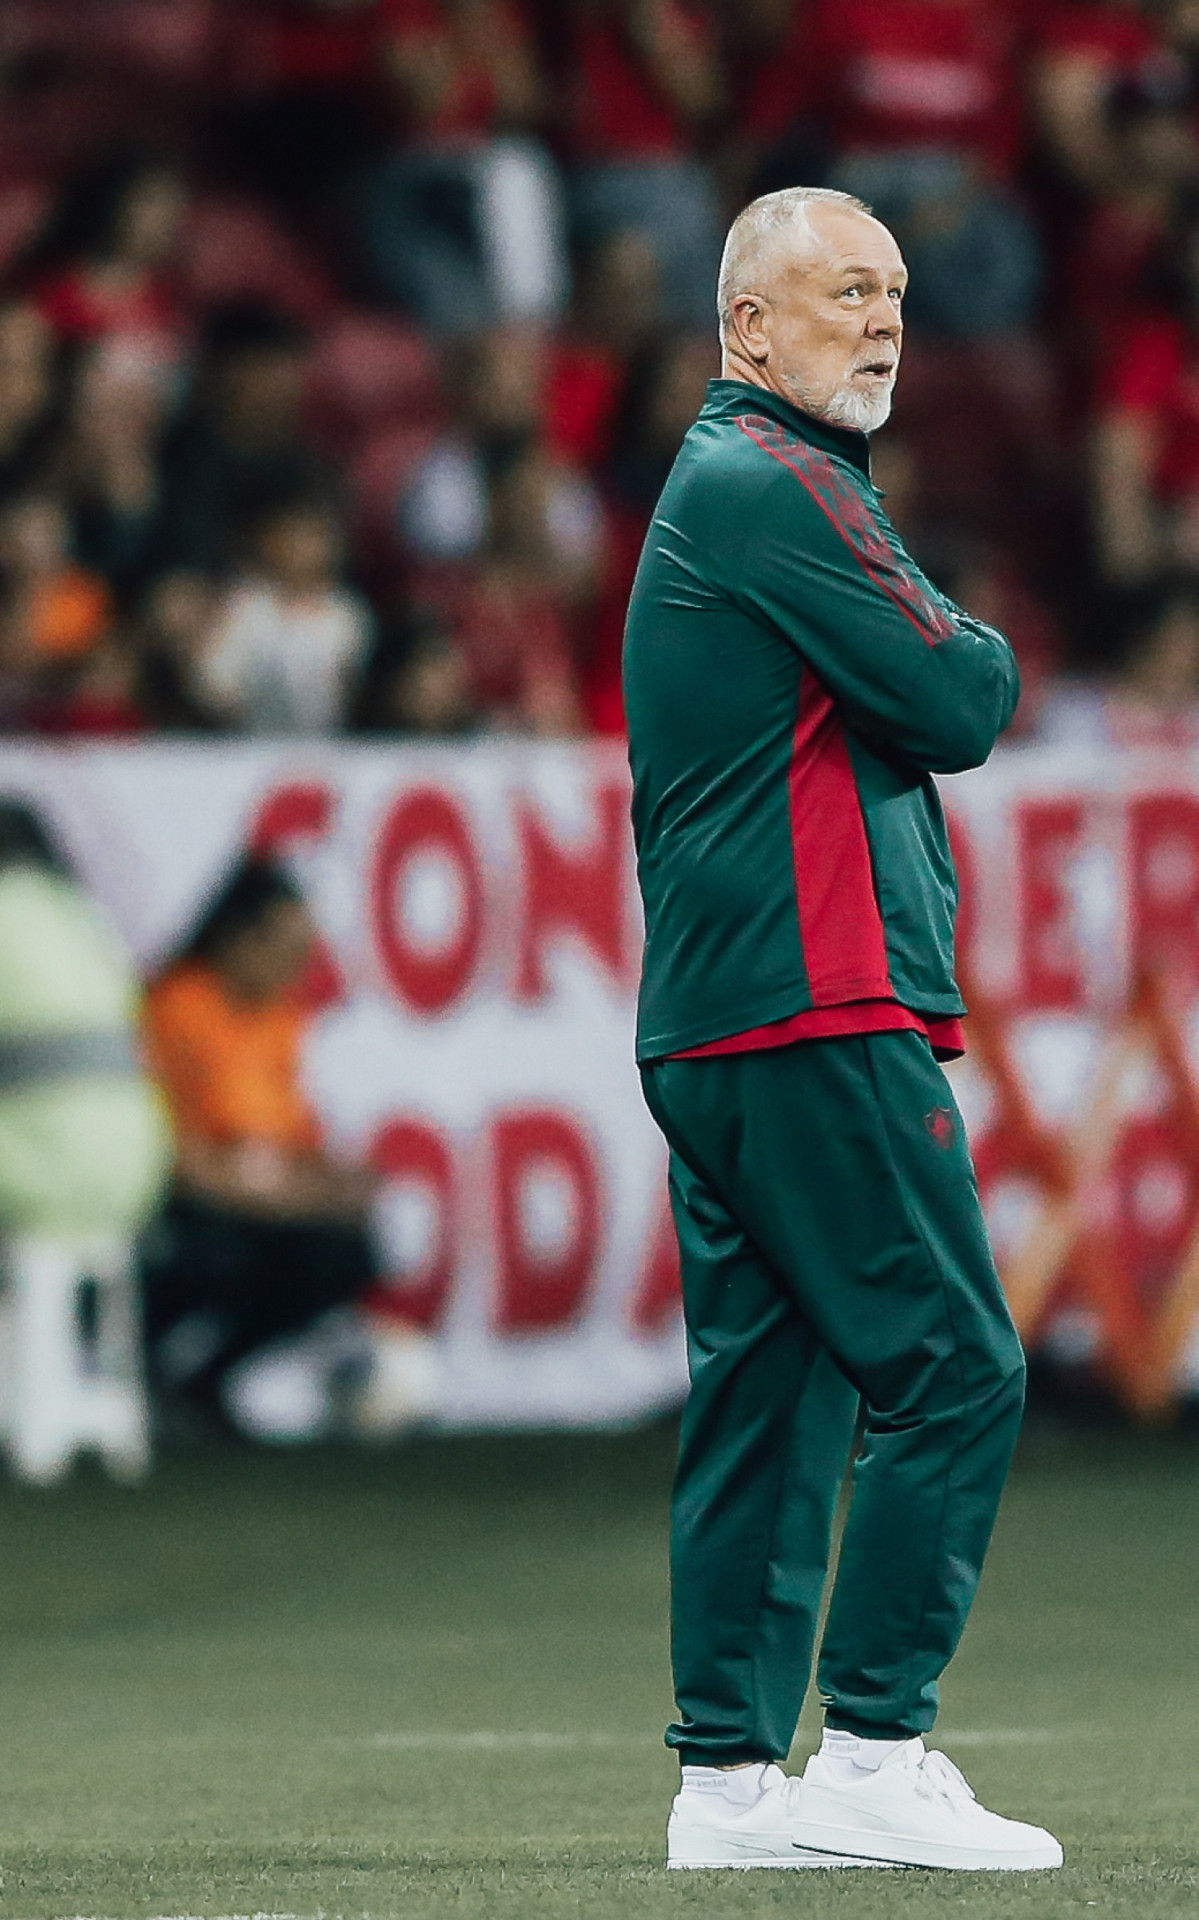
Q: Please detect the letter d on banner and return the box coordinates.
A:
[492,1109,601,1331]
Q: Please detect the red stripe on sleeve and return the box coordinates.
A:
[737,413,953,646]
[790,669,893,1003]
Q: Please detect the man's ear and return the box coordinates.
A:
[729,293,770,366]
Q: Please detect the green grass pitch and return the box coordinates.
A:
[0,1417,1197,1918]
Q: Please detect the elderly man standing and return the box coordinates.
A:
[624,186,1063,1873]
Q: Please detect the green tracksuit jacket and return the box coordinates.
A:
[624,379,1020,1063]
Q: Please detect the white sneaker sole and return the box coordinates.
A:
[667,1850,874,1870]
[791,1821,1064,1872]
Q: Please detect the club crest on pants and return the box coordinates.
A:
[924,1106,956,1148]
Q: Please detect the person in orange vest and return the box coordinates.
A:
[141,858,380,1429]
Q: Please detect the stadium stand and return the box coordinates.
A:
[0,0,1194,742]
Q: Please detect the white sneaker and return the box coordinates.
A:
[666,1765,868,1869]
[794,1738,1064,1871]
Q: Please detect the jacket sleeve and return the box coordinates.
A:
[724,457,1020,774]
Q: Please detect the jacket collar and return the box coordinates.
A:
[700,378,873,480]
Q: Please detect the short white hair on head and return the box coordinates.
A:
[716,185,873,336]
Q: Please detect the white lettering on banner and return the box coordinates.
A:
[3,740,1199,1420]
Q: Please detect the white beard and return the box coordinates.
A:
[784,369,895,435]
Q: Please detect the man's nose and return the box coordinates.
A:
[865,294,901,338]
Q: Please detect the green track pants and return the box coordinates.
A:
[640,1031,1025,1766]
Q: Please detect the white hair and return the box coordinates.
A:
[716,186,874,336]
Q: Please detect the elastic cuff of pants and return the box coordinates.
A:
[671,1744,776,1769]
[822,1715,926,1742]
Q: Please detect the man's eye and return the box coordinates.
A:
[840,285,865,299]
[889,288,904,304]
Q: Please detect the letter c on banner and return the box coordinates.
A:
[250,780,335,855]
[492,1109,601,1331]
[370,787,484,1014]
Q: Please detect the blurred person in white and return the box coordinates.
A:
[197,492,372,733]
[401,327,604,582]
[364,0,567,335]
[0,799,168,1241]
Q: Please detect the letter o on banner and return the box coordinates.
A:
[493,1109,601,1331]
[370,787,484,1014]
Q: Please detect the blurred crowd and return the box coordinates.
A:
[1,1,1199,739]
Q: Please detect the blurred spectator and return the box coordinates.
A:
[545,230,664,467]
[0,301,59,497]
[604,330,714,513]
[1065,65,1198,372]
[450,444,597,733]
[1107,587,1199,743]
[399,323,602,728]
[814,1,1041,338]
[363,0,567,334]
[26,630,150,740]
[816,0,1026,183]
[134,570,226,731]
[142,859,381,1421]
[400,325,580,564]
[0,0,1177,738]
[46,340,171,593]
[890,160,1042,339]
[21,154,189,371]
[712,0,827,205]
[584,330,714,732]
[945,542,1063,740]
[354,612,480,732]
[0,493,112,720]
[1033,0,1167,195]
[563,0,725,330]
[152,303,330,575]
[0,798,169,1240]
[1039,589,1199,748]
[216,0,383,214]
[869,428,922,547]
[193,492,372,733]
[1093,207,1199,587]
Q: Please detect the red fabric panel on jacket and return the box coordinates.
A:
[736,413,953,645]
[668,1000,966,1061]
[789,670,893,1006]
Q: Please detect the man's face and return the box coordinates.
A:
[730,208,907,433]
